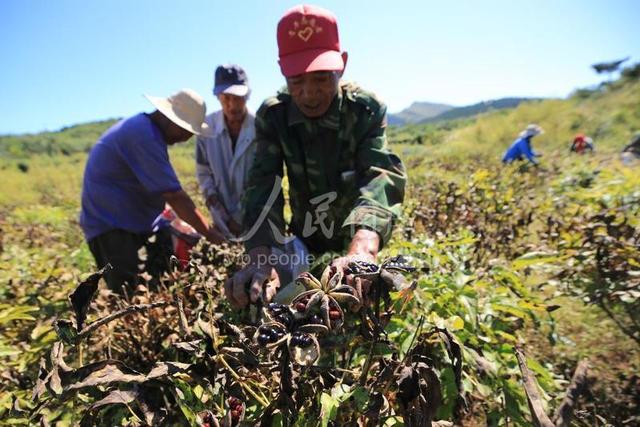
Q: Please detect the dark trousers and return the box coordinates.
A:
[87,228,173,294]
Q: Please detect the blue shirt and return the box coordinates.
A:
[80,113,182,240]
[502,136,538,164]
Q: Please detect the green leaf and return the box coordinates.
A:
[320,392,338,427]
[172,379,202,424]
[447,315,465,331]
[0,305,38,325]
[491,303,528,319]
[511,251,562,270]
[494,330,517,343]
[351,386,370,413]
[526,357,555,390]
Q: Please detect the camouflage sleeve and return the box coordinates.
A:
[341,102,407,247]
[241,102,286,251]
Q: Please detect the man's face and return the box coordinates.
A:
[286,71,340,118]
[218,93,247,123]
[166,122,194,145]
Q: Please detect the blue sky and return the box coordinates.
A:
[1,0,638,135]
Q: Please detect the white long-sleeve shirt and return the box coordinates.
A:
[195,110,256,237]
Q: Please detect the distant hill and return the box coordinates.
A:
[388,98,538,126]
[388,63,640,157]
[419,97,540,124]
[0,119,119,158]
[388,102,453,125]
[4,61,639,160]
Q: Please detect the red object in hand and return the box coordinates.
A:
[173,236,192,269]
[159,207,200,270]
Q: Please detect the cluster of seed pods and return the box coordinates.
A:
[253,257,415,365]
[254,264,360,365]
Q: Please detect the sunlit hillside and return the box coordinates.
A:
[0,65,638,426]
[389,64,640,162]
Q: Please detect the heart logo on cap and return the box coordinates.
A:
[288,17,323,43]
[298,27,313,42]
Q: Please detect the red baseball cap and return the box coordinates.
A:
[277,4,345,77]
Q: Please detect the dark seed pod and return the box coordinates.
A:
[288,331,320,365]
[264,303,295,328]
[254,322,288,349]
[346,260,380,276]
[290,290,323,319]
[198,410,219,427]
[382,255,416,273]
[225,396,245,425]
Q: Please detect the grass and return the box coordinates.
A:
[390,75,640,164]
[0,68,638,425]
[0,119,118,159]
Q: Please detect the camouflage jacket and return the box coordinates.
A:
[242,81,406,254]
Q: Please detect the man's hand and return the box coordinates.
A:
[227,218,243,237]
[224,265,280,308]
[203,226,226,245]
[223,246,280,308]
[331,228,381,302]
[331,253,375,283]
[332,228,380,275]
[163,189,223,243]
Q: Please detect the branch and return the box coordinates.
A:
[218,355,269,407]
[75,302,169,342]
[598,298,640,345]
[514,347,554,427]
[176,296,191,336]
[552,359,590,427]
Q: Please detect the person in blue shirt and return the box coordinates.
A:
[502,124,544,165]
[80,89,225,293]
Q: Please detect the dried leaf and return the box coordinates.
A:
[176,296,192,336]
[88,389,138,411]
[221,345,260,368]
[397,366,420,404]
[65,360,146,391]
[196,315,219,341]
[552,359,590,427]
[33,342,72,399]
[173,340,204,353]
[514,347,554,427]
[146,361,191,380]
[48,366,63,395]
[32,358,48,400]
[396,362,442,427]
[69,265,111,331]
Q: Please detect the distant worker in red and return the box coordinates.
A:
[570,133,594,154]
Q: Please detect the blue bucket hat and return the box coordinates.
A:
[213,64,250,97]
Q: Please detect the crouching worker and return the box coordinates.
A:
[502,124,544,165]
[80,89,225,293]
[570,133,594,154]
[224,4,407,309]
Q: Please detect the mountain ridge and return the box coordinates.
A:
[388,101,453,125]
[388,97,540,126]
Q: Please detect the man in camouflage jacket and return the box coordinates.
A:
[225,4,406,308]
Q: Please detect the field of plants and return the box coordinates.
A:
[0,69,638,426]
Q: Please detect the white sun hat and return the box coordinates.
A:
[519,123,544,138]
[144,89,211,136]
